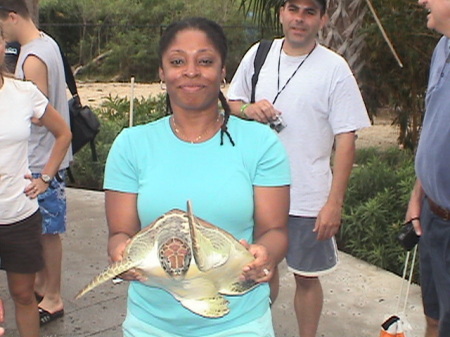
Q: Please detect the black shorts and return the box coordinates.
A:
[0,211,45,274]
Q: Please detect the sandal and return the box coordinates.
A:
[39,307,64,326]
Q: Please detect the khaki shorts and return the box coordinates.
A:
[0,211,44,273]
[286,215,338,277]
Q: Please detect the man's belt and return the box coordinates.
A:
[428,198,450,221]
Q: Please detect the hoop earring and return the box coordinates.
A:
[221,78,227,89]
[160,81,166,91]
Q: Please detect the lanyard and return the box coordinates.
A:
[273,41,317,105]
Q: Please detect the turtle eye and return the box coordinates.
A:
[159,238,192,277]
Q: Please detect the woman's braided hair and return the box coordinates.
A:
[159,17,235,146]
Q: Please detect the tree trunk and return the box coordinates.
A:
[25,0,39,26]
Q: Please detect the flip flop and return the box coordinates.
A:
[39,307,64,326]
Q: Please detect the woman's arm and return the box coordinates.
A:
[24,103,71,198]
[105,190,141,262]
[242,185,289,283]
[39,104,72,177]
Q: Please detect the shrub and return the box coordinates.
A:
[339,147,419,281]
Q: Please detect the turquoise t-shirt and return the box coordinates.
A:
[104,115,290,336]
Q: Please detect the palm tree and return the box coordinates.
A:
[320,0,367,75]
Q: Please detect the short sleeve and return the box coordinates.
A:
[227,43,260,102]
[328,73,371,135]
[253,128,291,187]
[103,129,139,193]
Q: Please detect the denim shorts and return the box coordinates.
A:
[123,307,275,337]
[286,215,338,276]
[32,170,67,234]
[419,199,450,336]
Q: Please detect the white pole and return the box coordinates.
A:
[129,77,135,127]
[366,0,404,68]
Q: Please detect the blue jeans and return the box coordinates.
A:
[420,198,450,337]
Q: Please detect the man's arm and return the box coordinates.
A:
[406,179,425,235]
[228,99,281,124]
[22,55,49,96]
[314,131,356,240]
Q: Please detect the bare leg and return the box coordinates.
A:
[425,316,439,337]
[294,274,323,337]
[7,272,39,337]
[36,233,64,313]
[0,298,5,336]
[269,266,279,304]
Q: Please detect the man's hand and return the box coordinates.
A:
[240,100,282,124]
[314,202,342,240]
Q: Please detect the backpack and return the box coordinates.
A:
[250,39,273,103]
[60,49,100,161]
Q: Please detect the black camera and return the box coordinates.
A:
[397,221,420,251]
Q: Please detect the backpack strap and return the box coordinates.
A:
[250,39,273,103]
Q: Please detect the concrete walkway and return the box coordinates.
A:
[0,188,426,336]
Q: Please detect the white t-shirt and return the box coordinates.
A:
[228,38,371,216]
[0,77,48,224]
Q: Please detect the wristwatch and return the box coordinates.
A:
[40,174,52,184]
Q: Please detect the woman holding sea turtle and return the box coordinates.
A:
[103,17,290,336]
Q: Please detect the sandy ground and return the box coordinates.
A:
[75,81,399,149]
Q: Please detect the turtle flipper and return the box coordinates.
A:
[75,258,137,299]
[186,201,229,271]
[180,295,230,318]
[219,279,259,295]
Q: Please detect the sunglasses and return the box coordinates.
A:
[0,6,16,13]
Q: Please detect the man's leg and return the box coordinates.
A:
[293,274,322,337]
[425,316,439,337]
[7,272,40,337]
[36,233,64,314]
[33,171,67,319]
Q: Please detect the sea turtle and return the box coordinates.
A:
[75,201,258,318]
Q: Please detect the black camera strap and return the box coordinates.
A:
[273,40,316,105]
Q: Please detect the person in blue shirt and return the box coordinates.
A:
[406,1,450,337]
[103,17,291,337]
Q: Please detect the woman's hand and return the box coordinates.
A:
[108,232,147,282]
[23,175,49,199]
[240,240,274,283]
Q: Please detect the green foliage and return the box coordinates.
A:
[39,0,262,82]
[359,0,440,150]
[68,93,167,190]
[339,147,418,280]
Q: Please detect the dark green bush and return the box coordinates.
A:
[339,147,418,281]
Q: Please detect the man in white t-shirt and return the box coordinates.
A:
[227,1,371,336]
